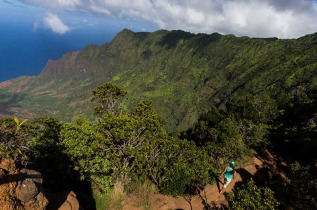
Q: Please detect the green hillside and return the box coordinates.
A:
[1,29,317,131]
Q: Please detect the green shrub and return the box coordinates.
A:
[161,163,192,196]
[226,179,279,210]
[288,162,317,209]
[27,117,74,192]
[0,117,30,166]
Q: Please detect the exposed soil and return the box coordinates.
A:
[10,76,34,93]
[54,93,69,98]
[123,150,287,210]
[56,80,72,91]
[34,90,54,96]
[0,80,13,88]
[69,97,92,108]
[30,81,55,93]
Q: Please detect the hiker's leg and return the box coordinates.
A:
[220,177,228,193]
[220,177,232,193]
[220,186,225,193]
[223,177,232,189]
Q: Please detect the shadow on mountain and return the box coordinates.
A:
[158,30,196,49]
[0,93,26,115]
[189,33,223,56]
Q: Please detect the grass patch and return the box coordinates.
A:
[126,179,158,209]
[94,181,125,210]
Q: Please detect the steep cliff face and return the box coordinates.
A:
[40,51,81,79]
[1,29,317,130]
[39,44,101,80]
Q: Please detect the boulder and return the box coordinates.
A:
[24,192,49,210]
[0,158,49,210]
[58,191,80,210]
[18,179,38,202]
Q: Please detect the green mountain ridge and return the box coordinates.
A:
[1,29,317,131]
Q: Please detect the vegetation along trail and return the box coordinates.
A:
[124,149,286,210]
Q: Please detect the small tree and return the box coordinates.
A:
[62,83,171,192]
[91,82,127,118]
[63,82,214,197]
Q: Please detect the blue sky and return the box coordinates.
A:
[0,0,157,82]
[1,0,317,82]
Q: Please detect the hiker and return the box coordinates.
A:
[219,161,236,193]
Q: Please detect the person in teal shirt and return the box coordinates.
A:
[219,161,236,193]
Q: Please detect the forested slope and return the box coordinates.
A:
[1,29,317,131]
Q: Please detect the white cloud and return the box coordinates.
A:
[43,12,70,34]
[90,5,112,16]
[20,0,317,38]
[33,22,39,31]
[21,0,81,10]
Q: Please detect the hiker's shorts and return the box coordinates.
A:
[223,177,232,188]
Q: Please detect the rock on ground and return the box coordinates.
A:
[58,191,80,210]
[0,158,48,210]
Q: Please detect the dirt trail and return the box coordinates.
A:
[124,150,285,210]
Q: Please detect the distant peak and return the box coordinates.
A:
[111,29,136,41]
[118,28,134,34]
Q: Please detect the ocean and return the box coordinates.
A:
[0,20,117,83]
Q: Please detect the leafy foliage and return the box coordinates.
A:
[269,86,317,162]
[91,82,127,118]
[13,116,28,131]
[60,83,214,197]
[160,140,211,196]
[26,117,77,192]
[288,162,317,209]
[226,179,279,210]
[0,118,30,166]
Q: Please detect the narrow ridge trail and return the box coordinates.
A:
[124,150,286,210]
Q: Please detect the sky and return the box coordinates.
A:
[1,0,317,82]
